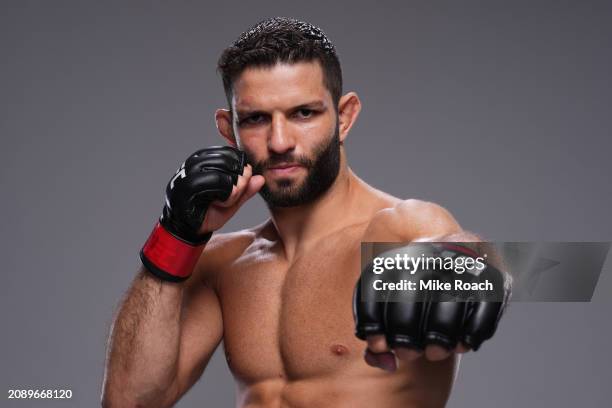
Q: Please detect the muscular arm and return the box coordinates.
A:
[366,199,496,267]
[101,254,223,407]
[380,200,503,266]
[359,198,508,366]
[101,147,260,407]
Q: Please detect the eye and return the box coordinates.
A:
[240,114,266,126]
[295,108,314,119]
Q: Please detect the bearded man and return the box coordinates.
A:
[102,17,509,408]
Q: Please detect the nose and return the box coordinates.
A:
[268,112,296,155]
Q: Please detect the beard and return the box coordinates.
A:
[246,125,341,208]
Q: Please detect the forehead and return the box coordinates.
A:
[232,61,331,110]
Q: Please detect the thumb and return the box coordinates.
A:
[234,175,264,208]
[218,175,264,221]
[201,175,264,232]
[364,349,397,372]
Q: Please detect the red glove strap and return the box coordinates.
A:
[440,243,480,258]
[141,222,205,279]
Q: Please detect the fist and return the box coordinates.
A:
[161,146,263,243]
[353,242,511,371]
[140,146,264,282]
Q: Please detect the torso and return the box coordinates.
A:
[203,198,457,407]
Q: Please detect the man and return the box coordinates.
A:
[102,17,509,407]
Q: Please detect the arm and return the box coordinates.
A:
[101,258,223,408]
[365,198,507,294]
[356,199,510,368]
[365,199,498,250]
[102,147,263,407]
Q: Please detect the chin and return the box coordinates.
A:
[271,174,306,188]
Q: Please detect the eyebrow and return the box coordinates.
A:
[293,101,326,110]
[235,100,327,119]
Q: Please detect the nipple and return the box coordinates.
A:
[331,343,349,356]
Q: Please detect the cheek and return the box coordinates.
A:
[303,112,335,133]
[238,136,267,163]
[299,125,326,145]
[237,128,261,148]
[296,120,335,152]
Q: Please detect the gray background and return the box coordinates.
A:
[1,1,611,406]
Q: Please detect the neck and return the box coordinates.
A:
[267,156,364,260]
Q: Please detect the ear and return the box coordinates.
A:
[215,108,237,147]
[337,92,362,143]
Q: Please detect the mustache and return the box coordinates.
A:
[250,153,314,174]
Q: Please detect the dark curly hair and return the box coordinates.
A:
[217,17,342,111]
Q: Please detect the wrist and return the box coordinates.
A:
[160,206,212,245]
[140,221,208,282]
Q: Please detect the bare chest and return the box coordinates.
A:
[218,231,366,384]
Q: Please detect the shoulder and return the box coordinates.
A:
[364,199,462,242]
[202,229,257,262]
[191,223,266,287]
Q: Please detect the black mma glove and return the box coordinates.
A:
[353,243,511,352]
[140,146,245,282]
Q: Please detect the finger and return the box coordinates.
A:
[205,173,263,225]
[234,174,264,208]
[364,349,397,372]
[423,301,466,350]
[353,274,386,341]
[394,347,422,362]
[188,170,235,205]
[188,147,246,181]
[424,344,452,361]
[212,184,240,208]
[366,335,390,353]
[462,301,505,352]
[384,299,424,350]
[231,163,253,199]
[239,162,253,180]
[214,165,254,208]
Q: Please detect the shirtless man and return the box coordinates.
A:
[102,17,509,407]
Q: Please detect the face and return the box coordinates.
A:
[230,61,341,207]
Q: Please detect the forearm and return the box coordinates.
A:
[102,268,184,407]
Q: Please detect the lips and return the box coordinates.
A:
[268,163,299,169]
[266,163,303,176]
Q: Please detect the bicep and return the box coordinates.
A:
[169,279,224,403]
